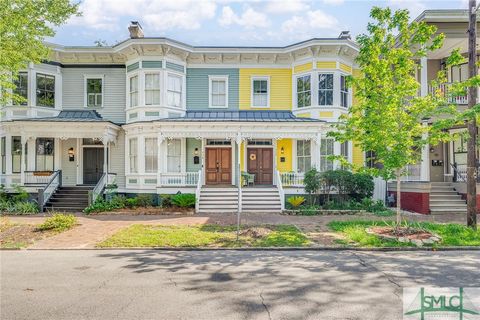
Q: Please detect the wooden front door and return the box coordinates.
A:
[83,148,104,185]
[247,148,273,185]
[206,148,232,185]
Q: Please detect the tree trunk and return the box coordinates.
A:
[467,0,478,229]
[396,169,402,226]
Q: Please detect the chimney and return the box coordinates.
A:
[128,21,144,39]
[338,31,351,40]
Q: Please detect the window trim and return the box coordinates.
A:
[318,73,334,107]
[83,74,104,108]
[340,74,349,108]
[208,75,229,109]
[144,137,158,173]
[13,72,28,106]
[295,74,311,109]
[320,138,334,172]
[128,74,139,108]
[144,72,161,106]
[296,140,312,173]
[35,137,55,171]
[35,73,56,108]
[250,76,270,108]
[128,137,138,174]
[167,73,183,108]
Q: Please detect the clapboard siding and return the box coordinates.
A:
[62,68,126,123]
[60,138,77,186]
[110,131,125,188]
[186,138,202,172]
[186,68,239,110]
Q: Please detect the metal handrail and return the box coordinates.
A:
[195,169,202,213]
[38,170,62,212]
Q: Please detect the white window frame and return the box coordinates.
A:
[295,74,311,108]
[296,140,312,173]
[35,73,56,108]
[13,72,29,106]
[320,138,334,172]
[340,74,349,108]
[208,75,229,109]
[129,138,138,174]
[144,72,161,106]
[167,73,183,108]
[128,74,139,108]
[84,74,104,108]
[144,137,158,173]
[250,76,270,108]
[318,73,334,106]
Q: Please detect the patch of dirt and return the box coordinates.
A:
[0,224,56,248]
[239,227,272,238]
[91,207,194,215]
[369,226,433,240]
[306,232,345,246]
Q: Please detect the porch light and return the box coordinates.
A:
[194,147,199,156]
[68,147,75,161]
[280,147,285,155]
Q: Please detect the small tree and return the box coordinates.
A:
[304,168,321,205]
[331,7,461,225]
[0,0,79,105]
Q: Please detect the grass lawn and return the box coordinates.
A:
[97,224,311,248]
[328,220,480,247]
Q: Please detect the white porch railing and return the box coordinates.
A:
[159,172,199,187]
[280,172,305,187]
[25,171,55,185]
[428,83,468,105]
[195,170,202,213]
[276,170,285,210]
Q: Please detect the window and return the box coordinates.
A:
[318,74,333,106]
[252,78,269,107]
[206,139,231,146]
[247,139,272,146]
[340,141,349,169]
[340,75,349,108]
[145,74,160,105]
[167,139,181,172]
[145,137,158,173]
[296,140,311,173]
[36,74,55,107]
[13,72,28,105]
[210,77,228,108]
[12,136,22,173]
[36,138,54,171]
[86,78,102,107]
[1,137,6,174]
[129,76,138,107]
[82,138,103,145]
[129,138,138,173]
[296,75,311,108]
[320,138,334,172]
[167,75,182,107]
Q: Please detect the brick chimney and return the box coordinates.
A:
[128,21,144,39]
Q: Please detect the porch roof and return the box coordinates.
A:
[15,110,117,124]
[162,110,324,122]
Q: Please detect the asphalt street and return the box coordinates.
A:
[1,250,479,320]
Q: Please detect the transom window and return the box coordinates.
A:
[320,138,334,172]
[36,73,55,107]
[296,140,311,173]
[129,138,138,173]
[145,137,158,173]
[13,72,28,105]
[36,138,54,171]
[252,78,269,107]
[129,75,138,107]
[145,74,160,105]
[340,75,349,108]
[206,140,231,146]
[318,73,334,106]
[296,75,311,108]
[247,139,272,146]
[167,75,182,107]
[86,78,103,107]
[210,76,228,108]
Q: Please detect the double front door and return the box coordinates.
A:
[83,148,104,185]
[206,147,232,185]
[247,148,273,185]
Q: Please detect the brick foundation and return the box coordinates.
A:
[388,191,430,214]
[458,193,480,210]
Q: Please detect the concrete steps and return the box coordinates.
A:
[44,186,92,212]
[429,183,467,214]
[197,188,238,213]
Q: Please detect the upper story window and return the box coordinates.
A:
[167,74,182,107]
[252,77,269,108]
[13,72,28,105]
[36,73,55,108]
[209,76,228,108]
[129,75,139,107]
[296,75,311,108]
[145,73,160,105]
[86,78,103,108]
[318,73,333,106]
[340,75,349,108]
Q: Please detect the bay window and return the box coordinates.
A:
[145,74,160,105]
[86,78,103,107]
[296,140,311,173]
[209,76,228,108]
[318,73,333,106]
[145,137,158,173]
[36,138,54,171]
[36,74,55,107]
[320,138,334,172]
[340,75,349,108]
[167,75,182,107]
[129,76,138,107]
[296,75,311,108]
[129,138,138,173]
[13,72,28,105]
[252,78,269,107]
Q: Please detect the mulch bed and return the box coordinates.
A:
[90,206,194,215]
[239,227,272,238]
[366,226,441,246]
[0,224,56,248]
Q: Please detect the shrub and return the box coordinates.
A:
[14,201,39,214]
[304,168,321,204]
[0,185,7,201]
[83,195,126,214]
[12,185,29,203]
[36,213,77,232]
[171,193,195,208]
[159,194,172,207]
[125,197,139,208]
[287,196,305,208]
[136,194,153,207]
[298,205,319,216]
[351,173,374,200]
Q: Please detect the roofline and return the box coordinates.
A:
[414,9,470,23]
[122,119,325,127]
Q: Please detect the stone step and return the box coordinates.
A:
[199,204,239,209]
[430,209,467,214]
[199,200,238,205]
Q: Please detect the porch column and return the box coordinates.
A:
[103,141,108,173]
[5,135,12,175]
[313,133,321,170]
[420,57,428,97]
[273,139,278,185]
[157,134,164,187]
[420,121,430,181]
[20,136,26,185]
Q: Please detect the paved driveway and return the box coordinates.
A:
[1,250,479,319]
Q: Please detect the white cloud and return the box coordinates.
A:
[322,0,344,5]
[219,6,270,29]
[281,10,340,37]
[264,0,310,14]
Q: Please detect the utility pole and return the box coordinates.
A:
[467,0,478,229]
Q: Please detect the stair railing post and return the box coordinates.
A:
[58,170,62,188]
[38,188,44,212]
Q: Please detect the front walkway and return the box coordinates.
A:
[4,212,477,249]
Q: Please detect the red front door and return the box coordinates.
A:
[247,148,273,185]
[206,148,232,185]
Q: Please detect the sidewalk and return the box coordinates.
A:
[3,212,476,249]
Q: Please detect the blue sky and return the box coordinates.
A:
[49,0,466,47]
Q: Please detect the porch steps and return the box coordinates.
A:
[44,186,92,212]
[197,188,238,213]
[242,188,282,213]
[429,182,467,214]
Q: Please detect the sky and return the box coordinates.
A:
[49,0,467,47]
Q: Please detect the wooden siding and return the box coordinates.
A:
[293,62,313,74]
[142,61,162,68]
[186,138,202,172]
[60,138,77,186]
[166,61,185,73]
[276,139,292,172]
[296,113,310,118]
[352,142,364,167]
[186,68,239,110]
[110,131,126,188]
[316,61,336,69]
[127,62,139,72]
[239,68,292,110]
[319,111,334,118]
[62,67,126,123]
[339,62,353,74]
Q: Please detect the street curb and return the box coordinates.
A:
[2,246,479,251]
